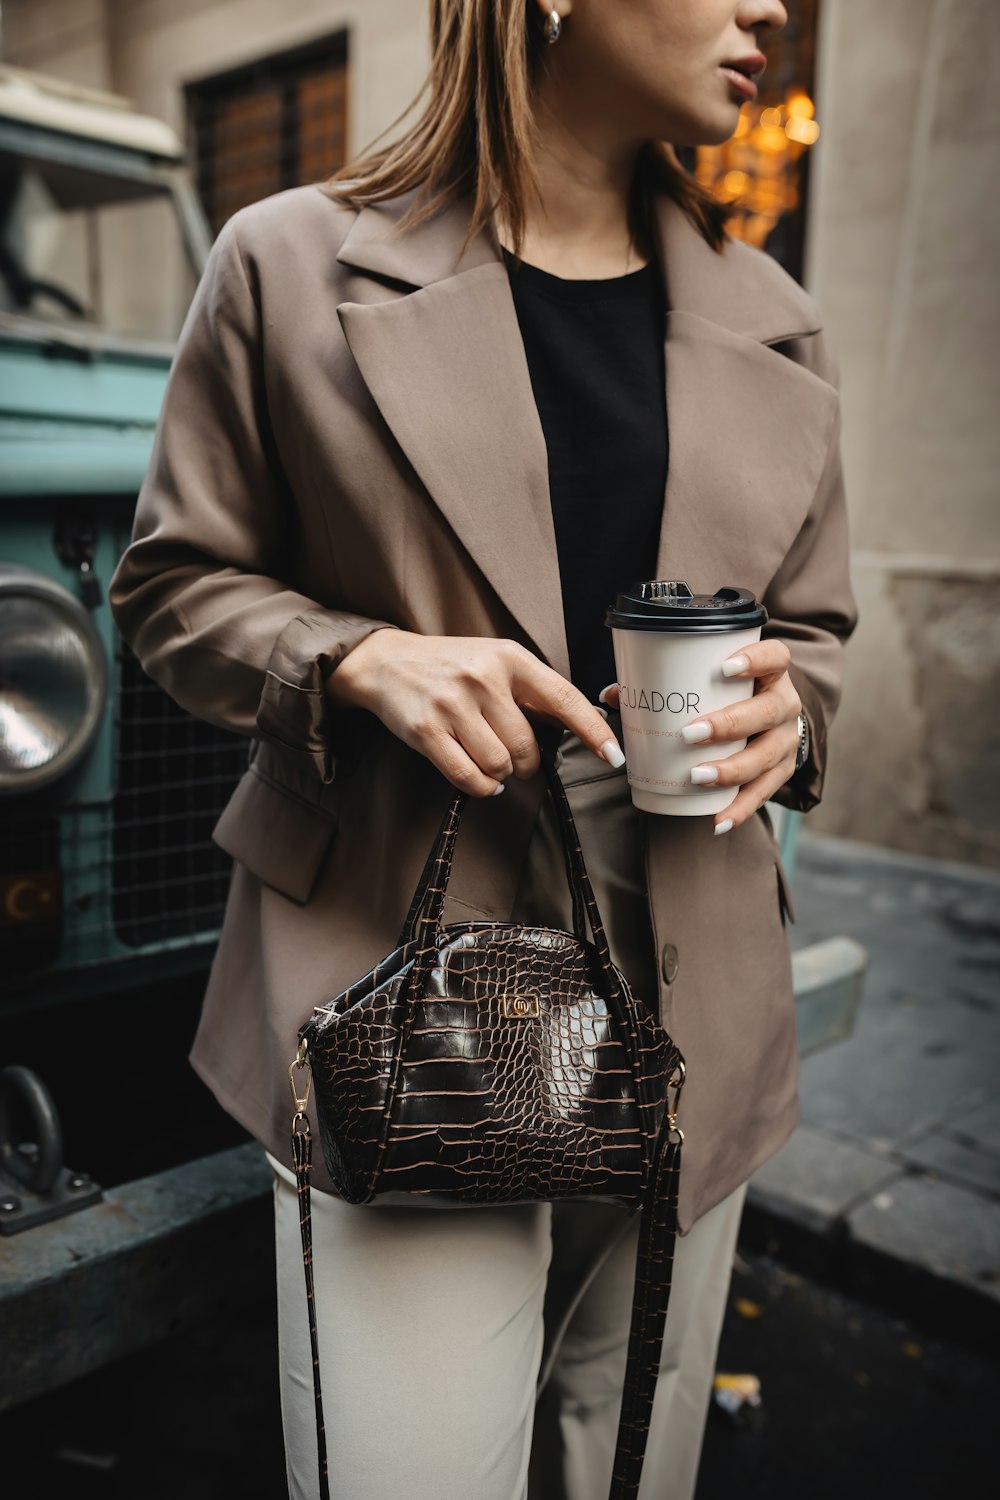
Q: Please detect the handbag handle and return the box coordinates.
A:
[396,759,588,953]
[391,754,650,1130]
[399,755,614,985]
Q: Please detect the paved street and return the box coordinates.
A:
[750,832,1000,1343]
[696,1246,997,1500]
[2,1239,996,1499]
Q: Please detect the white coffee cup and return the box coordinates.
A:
[605,580,766,816]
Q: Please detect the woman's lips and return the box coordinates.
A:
[720,65,760,102]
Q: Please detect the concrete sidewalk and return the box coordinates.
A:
[743,831,1000,1347]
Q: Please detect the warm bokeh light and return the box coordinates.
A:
[696,87,821,250]
[786,116,821,146]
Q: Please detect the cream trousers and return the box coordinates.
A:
[268,726,747,1499]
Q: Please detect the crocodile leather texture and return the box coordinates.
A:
[290,759,685,1500]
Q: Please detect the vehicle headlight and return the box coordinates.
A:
[0,566,108,793]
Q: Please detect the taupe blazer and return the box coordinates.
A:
[108,180,856,1231]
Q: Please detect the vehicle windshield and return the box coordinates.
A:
[0,147,198,343]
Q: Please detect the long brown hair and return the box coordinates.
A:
[320,0,731,258]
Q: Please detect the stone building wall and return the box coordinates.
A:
[1,0,429,154]
[807,0,1000,866]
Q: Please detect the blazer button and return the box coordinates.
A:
[661,943,679,985]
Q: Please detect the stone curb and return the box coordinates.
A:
[738,1167,1000,1358]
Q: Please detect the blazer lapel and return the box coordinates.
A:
[650,190,839,600]
[334,184,838,677]
[649,194,838,598]
[654,309,838,598]
[336,194,570,677]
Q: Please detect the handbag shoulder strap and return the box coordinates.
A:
[290,1116,330,1500]
[289,1101,684,1500]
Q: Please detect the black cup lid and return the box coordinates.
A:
[605,580,767,634]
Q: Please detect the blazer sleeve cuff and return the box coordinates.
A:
[256,611,398,783]
[769,665,828,814]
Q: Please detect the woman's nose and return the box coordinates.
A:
[736,0,789,41]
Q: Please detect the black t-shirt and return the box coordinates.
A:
[504,248,667,704]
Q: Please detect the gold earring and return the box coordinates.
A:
[543,9,562,43]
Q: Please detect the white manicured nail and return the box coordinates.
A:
[722,655,749,678]
[681,721,712,745]
[491,782,506,796]
[601,739,626,769]
[595,705,609,720]
[598,684,616,705]
[714,818,734,836]
[690,765,719,785]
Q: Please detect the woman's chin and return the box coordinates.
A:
[672,105,745,151]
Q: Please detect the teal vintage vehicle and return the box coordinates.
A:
[0,64,247,1008]
[0,65,270,1402]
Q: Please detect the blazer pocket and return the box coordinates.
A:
[211,767,338,905]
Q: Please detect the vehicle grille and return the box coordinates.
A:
[111,642,248,949]
[0,641,248,984]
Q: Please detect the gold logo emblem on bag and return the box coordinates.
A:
[503,993,540,1018]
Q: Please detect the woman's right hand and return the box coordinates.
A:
[326,629,624,796]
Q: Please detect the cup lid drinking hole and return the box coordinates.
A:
[605,580,767,634]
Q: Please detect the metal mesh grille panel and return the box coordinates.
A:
[111,643,247,949]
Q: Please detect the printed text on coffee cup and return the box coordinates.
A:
[617,685,701,715]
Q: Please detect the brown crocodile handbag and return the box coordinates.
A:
[287,757,686,1500]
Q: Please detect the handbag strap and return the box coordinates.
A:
[290,1114,330,1500]
[398,758,597,965]
[290,1102,683,1500]
[399,761,626,1038]
[395,759,646,1105]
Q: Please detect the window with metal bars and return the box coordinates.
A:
[186,30,349,238]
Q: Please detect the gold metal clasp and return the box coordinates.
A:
[666,1058,686,1137]
[288,1038,312,1114]
[502,993,540,1019]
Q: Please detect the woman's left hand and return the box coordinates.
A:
[599,640,802,834]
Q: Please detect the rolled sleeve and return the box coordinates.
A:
[257,610,398,782]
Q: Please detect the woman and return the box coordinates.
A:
[109,2,856,1496]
